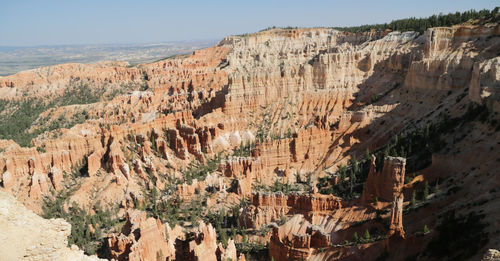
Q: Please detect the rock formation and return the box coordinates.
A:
[239,191,343,229]
[362,156,406,203]
[481,249,500,261]
[0,18,499,261]
[240,192,289,229]
[0,190,102,261]
[361,156,406,238]
[385,157,406,239]
[108,210,176,261]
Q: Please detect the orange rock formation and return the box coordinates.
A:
[0,21,499,260]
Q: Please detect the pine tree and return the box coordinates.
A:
[411,190,417,208]
[352,157,359,175]
[363,229,371,241]
[231,226,237,241]
[423,225,430,234]
[433,181,440,194]
[353,232,359,243]
[423,181,429,200]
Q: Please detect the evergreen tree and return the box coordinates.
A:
[363,229,371,241]
[353,232,359,243]
[423,225,430,234]
[334,8,499,34]
[433,181,440,194]
[231,226,237,241]
[411,190,417,209]
[423,181,429,200]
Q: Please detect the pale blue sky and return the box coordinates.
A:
[0,0,497,46]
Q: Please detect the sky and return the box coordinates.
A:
[0,0,497,46]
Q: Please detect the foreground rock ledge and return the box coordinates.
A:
[0,190,102,261]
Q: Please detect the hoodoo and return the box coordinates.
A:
[1,6,499,261]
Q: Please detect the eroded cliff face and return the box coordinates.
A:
[108,210,177,261]
[0,21,499,260]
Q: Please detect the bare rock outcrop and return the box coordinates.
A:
[240,192,342,229]
[240,192,289,229]
[187,221,219,261]
[108,209,176,261]
[361,155,406,203]
[268,215,314,261]
[481,249,500,261]
[470,56,500,112]
[0,190,102,261]
[387,160,406,240]
[0,21,499,261]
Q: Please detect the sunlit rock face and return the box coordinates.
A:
[0,20,499,261]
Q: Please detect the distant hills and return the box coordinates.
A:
[0,40,216,76]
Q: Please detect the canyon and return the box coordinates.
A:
[0,17,499,261]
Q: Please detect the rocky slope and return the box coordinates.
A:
[0,20,499,261]
[0,190,102,261]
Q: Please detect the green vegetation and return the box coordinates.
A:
[137,185,182,227]
[363,229,371,241]
[259,26,298,32]
[0,80,136,147]
[433,181,440,194]
[423,225,430,234]
[425,211,488,260]
[252,179,304,194]
[204,206,240,247]
[378,103,491,173]
[254,104,296,143]
[334,8,499,33]
[235,241,268,260]
[318,103,492,201]
[353,232,359,243]
[423,181,429,200]
[182,154,221,185]
[203,200,270,260]
[255,113,272,143]
[233,141,256,157]
[71,157,89,178]
[317,156,371,199]
[138,184,216,229]
[318,101,491,199]
[270,179,302,194]
[410,191,417,209]
[42,189,118,256]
